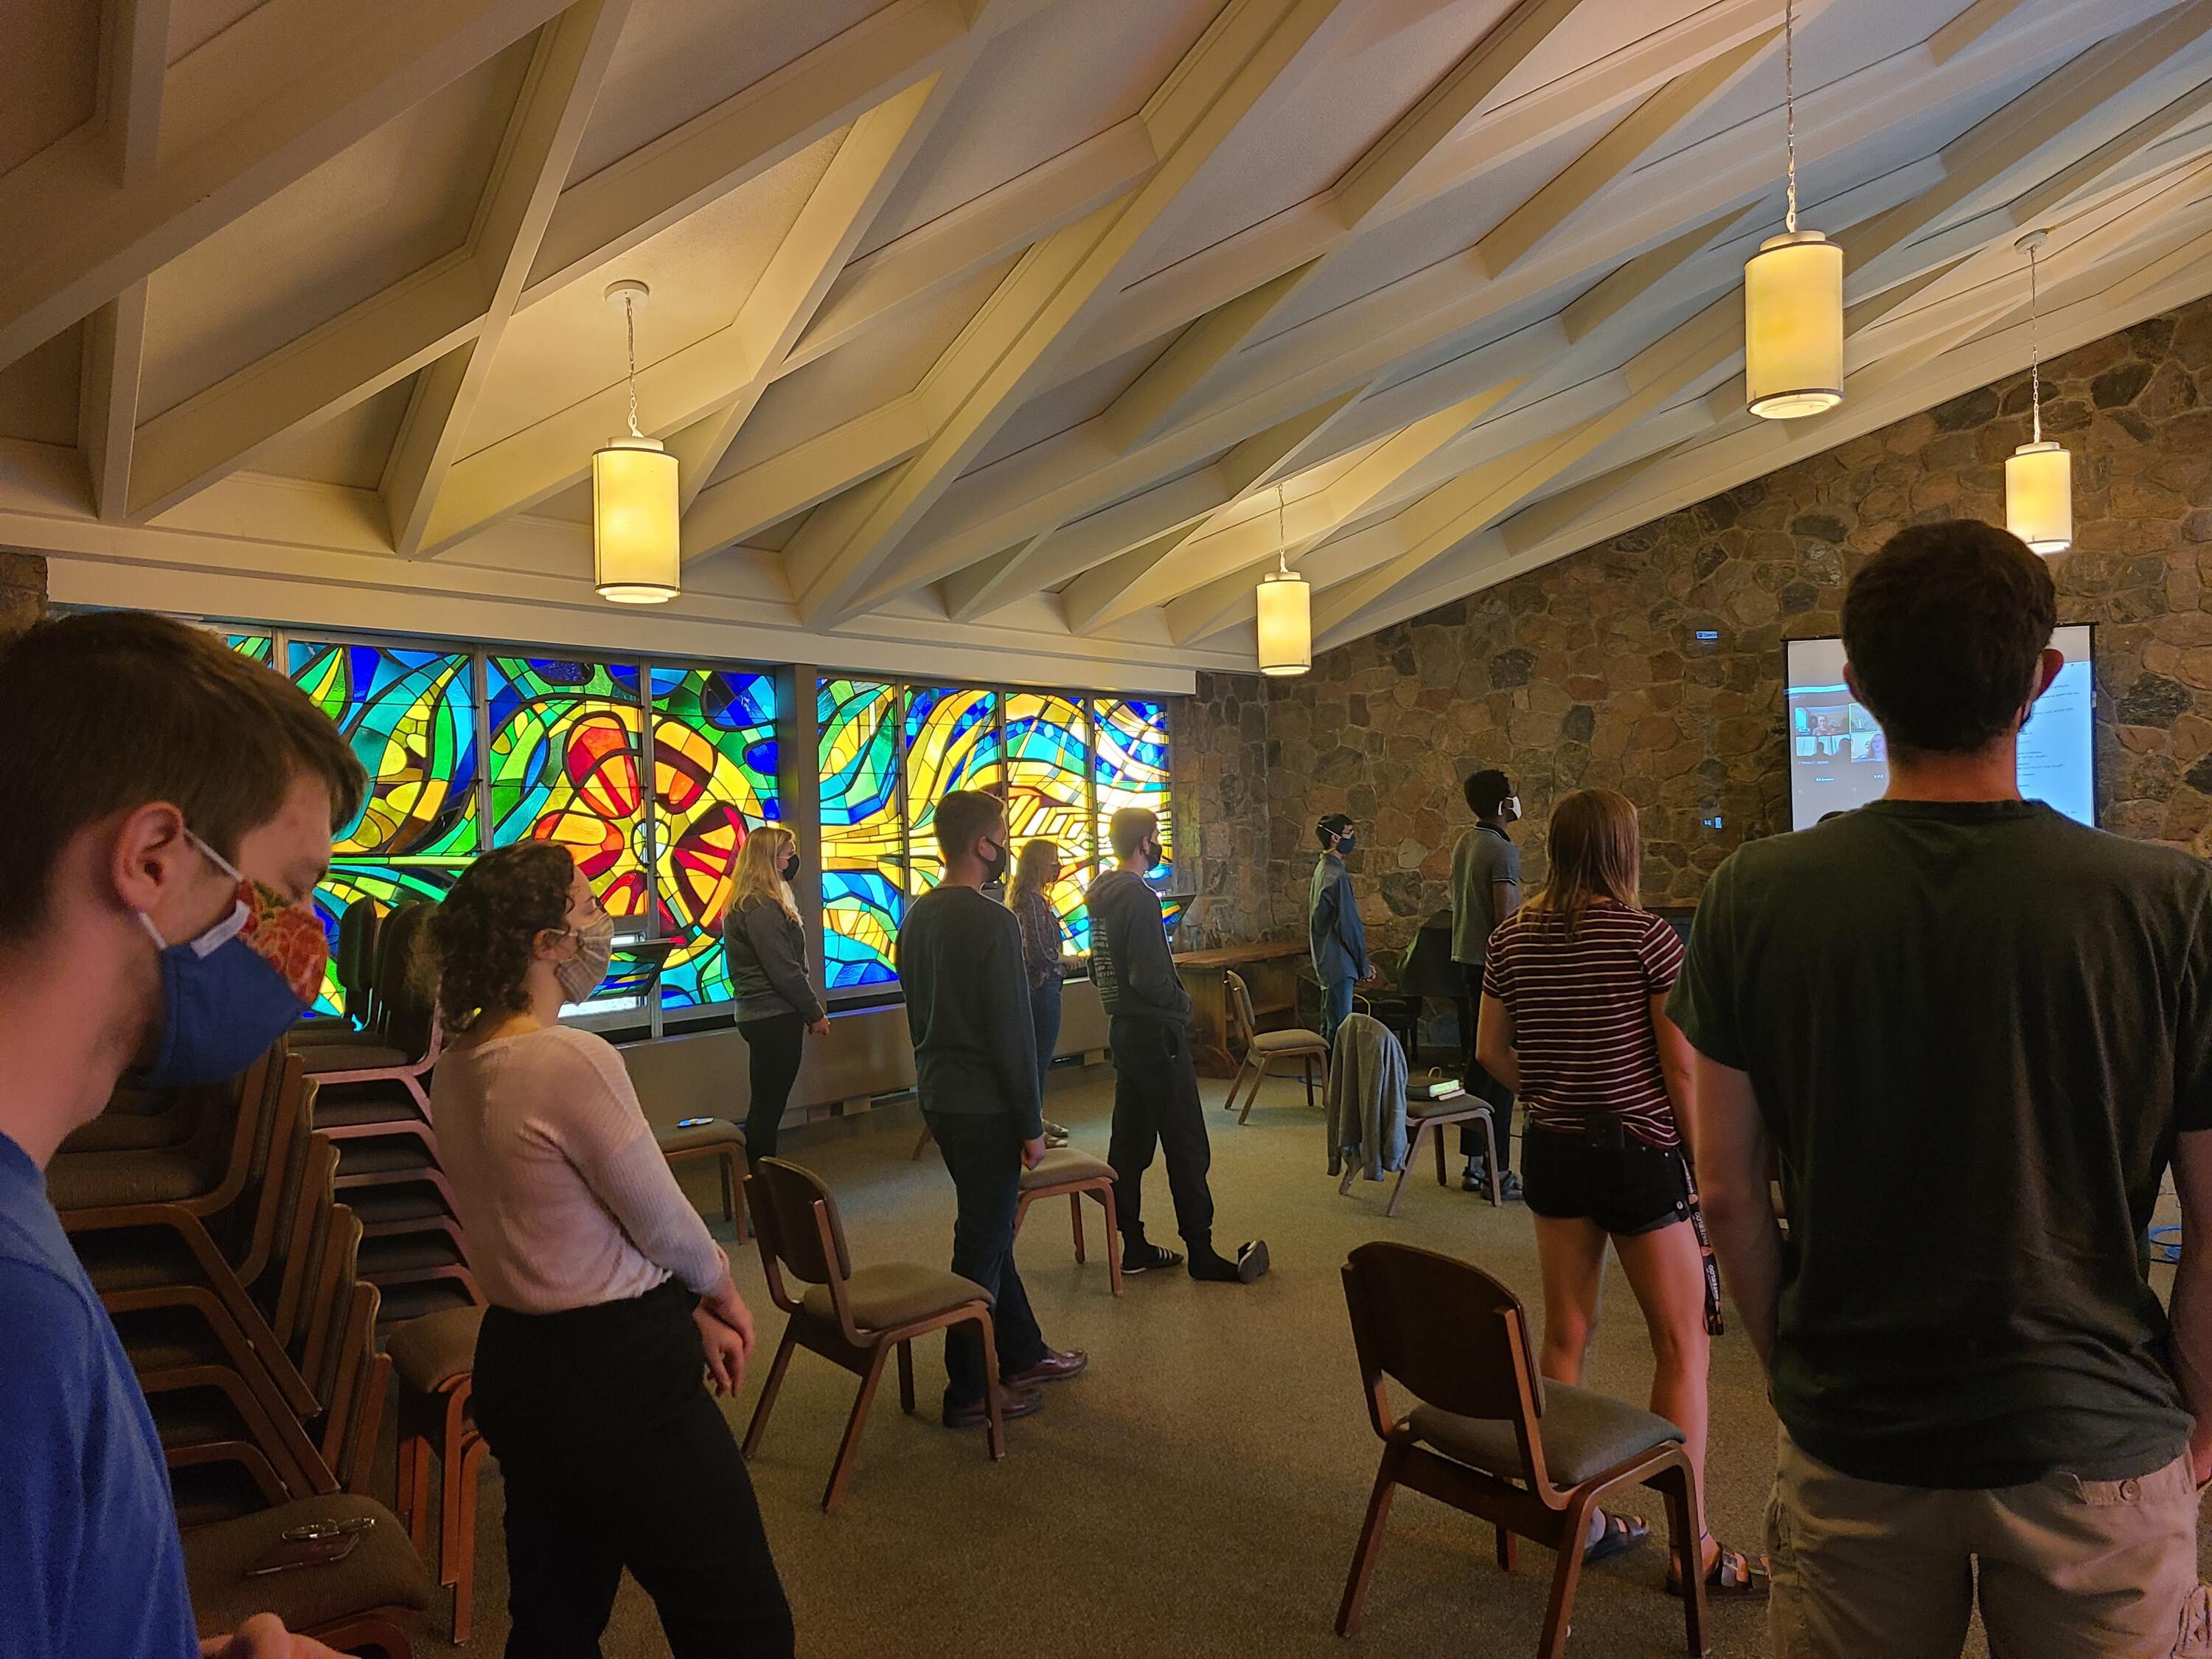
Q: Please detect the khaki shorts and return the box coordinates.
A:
[1769,1426,2211,1659]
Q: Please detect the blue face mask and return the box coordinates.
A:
[1337,832,1357,853]
[128,834,323,1088]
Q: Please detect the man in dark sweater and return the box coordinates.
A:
[898,789,1085,1428]
[1091,807,1269,1283]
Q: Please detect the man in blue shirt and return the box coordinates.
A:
[1306,813,1369,1047]
[0,611,366,1658]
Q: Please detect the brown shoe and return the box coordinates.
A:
[1002,1349,1088,1388]
[942,1386,1043,1429]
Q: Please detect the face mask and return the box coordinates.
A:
[1504,796,1522,821]
[779,851,801,885]
[131,832,327,1088]
[1337,832,1357,853]
[557,910,616,1004]
[1145,839,1163,870]
[978,838,1009,886]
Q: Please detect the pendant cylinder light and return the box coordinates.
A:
[1745,0,1843,420]
[2006,230,2071,555]
[593,280,681,605]
[1255,486,1310,677]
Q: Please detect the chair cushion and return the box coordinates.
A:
[294,1043,411,1074]
[384,1303,485,1393]
[1020,1147,1114,1192]
[184,1494,434,1636]
[1408,1095,1483,1119]
[801,1263,990,1333]
[1252,1027,1328,1054]
[1408,1382,1683,1488]
[45,1147,212,1210]
[654,1118,745,1155]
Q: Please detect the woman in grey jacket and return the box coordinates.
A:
[722,826,830,1165]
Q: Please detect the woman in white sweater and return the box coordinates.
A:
[429,842,793,1658]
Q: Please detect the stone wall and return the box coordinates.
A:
[1178,293,2212,959]
[0,548,44,641]
[1171,671,1276,950]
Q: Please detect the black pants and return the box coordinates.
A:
[739,1011,806,1165]
[1458,964,1517,1169]
[1107,1016,1216,1248]
[1027,976,1063,1103]
[922,1110,1048,1406]
[472,1281,793,1659]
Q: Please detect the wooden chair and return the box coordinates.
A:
[655,1116,748,1240]
[743,1158,1004,1512]
[1012,1147,1121,1295]
[391,1304,487,1644]
[1335,1242,1706,1659]
[1337,1093,1502,1217]
[293,902,442,1114]
[1224,970,1330,1123]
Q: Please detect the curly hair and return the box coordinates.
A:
[432,841,575,1034]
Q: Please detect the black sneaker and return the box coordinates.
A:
[1121,1242,1184,1274]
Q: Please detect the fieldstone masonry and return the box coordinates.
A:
[0,548,44,642]
[1174,293,2212,962]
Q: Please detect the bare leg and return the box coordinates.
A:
[1613,1217,1714,1551]
[1530,1213,1610,1386]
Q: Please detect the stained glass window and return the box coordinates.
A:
[902,686,1001,893]
[1003,692,1096,951]
[285,640,480,1012]
[648,667,778,1007]
[1095,698,1174,884]
[227,633,273,664]
[818,678,902,988]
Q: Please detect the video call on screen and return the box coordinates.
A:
[1784,625,2096,831]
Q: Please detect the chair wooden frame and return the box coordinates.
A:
[397,1359,486,1646]
[1223,970,1330,1123]
[657,1123,749,1242]
[1335,1242,1706,1659]
[744,1160,1004,1512]
[1337,1099,1502,1216]
[1012,1165,1123,1296]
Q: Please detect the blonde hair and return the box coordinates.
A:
[1530,788,1641,937]
[728,824,800,924]
[1007,838,1061,909]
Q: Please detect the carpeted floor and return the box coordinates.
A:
[398,1060,2200,1658]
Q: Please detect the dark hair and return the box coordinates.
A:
[1533,789,1641,937]
[1109,806,1160,860]
[933,789,1006,863]
[1315,813,1352,846]
[0,611,366,942]
[1464,768,1510,815]
[432,841,574,1034]
[1842,521,2056,755]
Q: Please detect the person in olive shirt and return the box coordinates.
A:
[898,790,1085,1429]
[1674,520,2212,1658]
[1307,813,1369,1047]
[1450,768,1522,1197]
[1091,807,1269,1283]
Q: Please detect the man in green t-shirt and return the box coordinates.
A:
[1674,520,2212,1656]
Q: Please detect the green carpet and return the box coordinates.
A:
[400,1062,2201,1657]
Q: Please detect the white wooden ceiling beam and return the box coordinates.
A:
[418,74,950,554]
[782,0,1361,630]
[1097,0,1589,455]
[79,0,170,522]
[681,394,928,563]
[0,0,570,372]
[1933,0,2038,66]
[382,0,633,557]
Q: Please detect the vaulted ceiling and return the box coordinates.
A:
[6,0,2212,689]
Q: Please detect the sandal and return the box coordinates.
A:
[1582,1510,1649,1565]
[1666,1533,1770,1599]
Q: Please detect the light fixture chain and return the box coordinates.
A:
[2028,242,2042,446]
[624,291,642,440]
[1277,484,1290,574]
[1784,0,1798,235]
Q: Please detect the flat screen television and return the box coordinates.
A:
[1782,624,2096,830]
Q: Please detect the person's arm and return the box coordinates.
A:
[1685,1055,1782,1371]
[743,902,826,1026]
[202,1615,347,1658]
[554,1039,748,1330]
[1652,998,1697,1134]
[2171,1129,2212,1483]
[1120,885,1186,1012]
[1474,992,1520,1093]
[1311,874,1340,964]
[983,908,1046,1148]
[1491,878,1518,923]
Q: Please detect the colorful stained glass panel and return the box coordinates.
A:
[648,667,778,1007]
[1095,698,1173,884]
[902,686,1001,893]
[1002,691,1095,951]
[818,678,901,987]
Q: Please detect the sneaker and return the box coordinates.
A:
[1042,1119,1071,1148]
[1121,1241,1184,1274]
[942,1386,1044,1429]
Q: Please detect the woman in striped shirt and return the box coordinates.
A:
[1476,788,1761,1599]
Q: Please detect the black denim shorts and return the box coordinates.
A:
[1521,1119,1691,1237]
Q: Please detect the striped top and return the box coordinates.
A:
[1482,901,1686,1148]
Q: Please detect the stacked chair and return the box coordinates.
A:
[289,901,480,1330]
[50,1044,434,1655]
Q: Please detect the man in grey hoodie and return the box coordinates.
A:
[1089,807,1268,1283]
